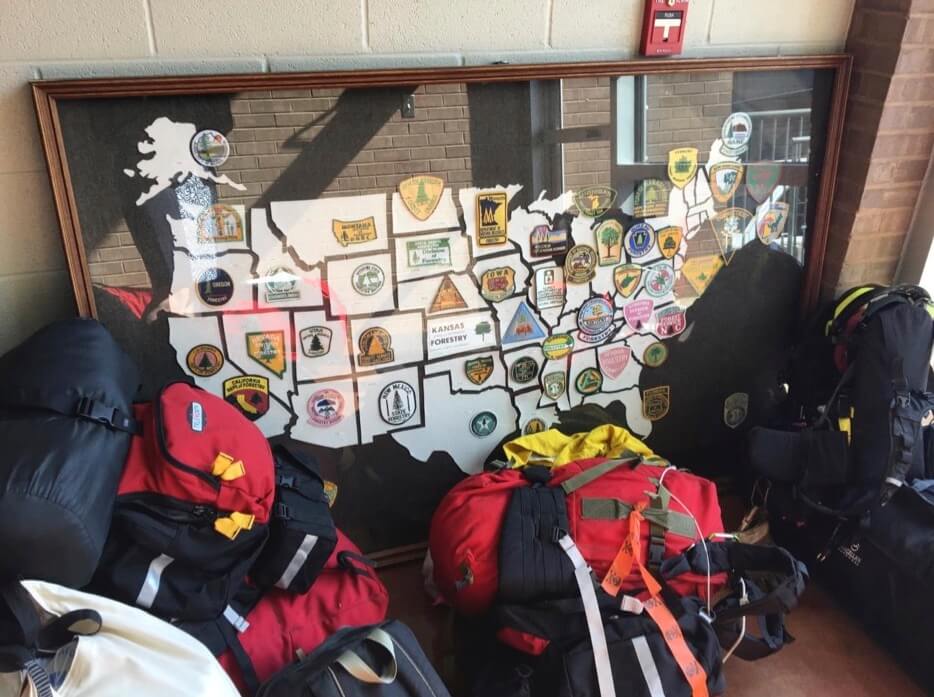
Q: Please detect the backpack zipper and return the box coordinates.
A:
[152,382,221,490]
[118,492,220,525]
[396,641,439,697]
[326,666,348,697]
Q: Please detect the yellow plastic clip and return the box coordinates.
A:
[838,408,854,445]
[230,511,255,531]
[212,452,246,481]
[213,517,242,540]
[213,511,256,540]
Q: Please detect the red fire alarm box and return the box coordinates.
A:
[640,0,690,57]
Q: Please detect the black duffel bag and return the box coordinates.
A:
[466,594,724,697]
[0,319,139,587]
[257,620,451,697]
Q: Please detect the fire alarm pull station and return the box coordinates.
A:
[641,0,690,57]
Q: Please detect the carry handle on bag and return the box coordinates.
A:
[256,620,452,697]
[0,582,102,697]
[334,628,398,685]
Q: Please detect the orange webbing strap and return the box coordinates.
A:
[602,505,710,697]
[642,597,709,697]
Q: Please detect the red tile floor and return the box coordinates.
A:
[381,561,926,697]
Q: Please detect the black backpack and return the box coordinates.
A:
[749,284,934,517]
[256,620,451,697]
[0,319,140,587]
[250,445,338,594]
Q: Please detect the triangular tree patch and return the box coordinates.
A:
[502,301,547,345]
[428,274,468,313]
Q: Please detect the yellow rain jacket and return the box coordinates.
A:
[503,424,654,468]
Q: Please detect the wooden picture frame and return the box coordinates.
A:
[32,55,851,564]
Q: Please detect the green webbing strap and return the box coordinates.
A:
[647,485,671,568]
[580,496,696,539]
[560,453,641,494]
[335,627,398,684]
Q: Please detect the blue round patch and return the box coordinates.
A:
[577,297,614,338]
[625,222,656,259]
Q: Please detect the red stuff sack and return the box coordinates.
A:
[428,468,529,615]
[184,531,389,696]
[90,381,275,622]
[430,457,727,615]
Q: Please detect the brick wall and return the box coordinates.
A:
[218,84,473,206]
[562,77,612,190]
[823,0,934,296]
[87,73,735,290]
[645,72,734,162]
[88,84,476,287]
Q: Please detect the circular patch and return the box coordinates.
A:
[470,411,498,437]
[190,129,230,168]
[577,297,615,343]
[625,223,655,258]
[575,367,603,395]
[186,344,224,377]
[721,112,752,155]
[644,262,676,298]
[352,263,385,296]
[510,355,539,384]
[643,341,669,368]
[523,418,547,435]
[378,381,417,426]
[308,388,344,427]
[564,245,598,284]
[197,267,234,306]
[542,334,574,360]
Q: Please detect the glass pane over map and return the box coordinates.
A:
[56,68,835,552]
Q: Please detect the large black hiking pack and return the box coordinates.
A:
[747,284,934,691]
[749,284,934,517]
[0,319,140,587]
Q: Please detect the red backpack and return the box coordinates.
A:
[90,381,275,622]
[429,456,726,616]
[184,531,390,695]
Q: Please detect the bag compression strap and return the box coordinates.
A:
[557,534,617,697]
[600,506,710,697]
[560,453,641,494]
[881,359,934,505]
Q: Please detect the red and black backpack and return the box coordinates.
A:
[90,381,275,622]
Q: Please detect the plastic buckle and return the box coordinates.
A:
[76,397,118,427]
[649,537,665,568]
[276,474,296,489]
[552,527,568,543]
[274,502,291,520]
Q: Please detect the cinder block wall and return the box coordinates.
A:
[0,0,854,353]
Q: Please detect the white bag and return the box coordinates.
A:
[0,580,240,697]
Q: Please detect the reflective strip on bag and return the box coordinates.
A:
[558,534,617,697]
[223,605,250,633]
[632,636,666,697]
[136,554,174,609]
[275,534,320,590]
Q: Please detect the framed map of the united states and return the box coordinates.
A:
[33,55,850,560]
